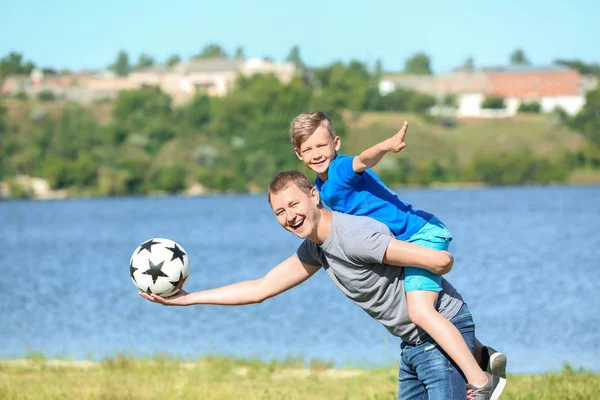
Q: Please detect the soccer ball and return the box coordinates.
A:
[129,238,190,297]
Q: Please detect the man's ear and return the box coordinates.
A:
[294,147,303,160]
[333,136,341,152]
[310,187,321,205]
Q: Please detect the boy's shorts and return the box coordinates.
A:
[402,216,452,292]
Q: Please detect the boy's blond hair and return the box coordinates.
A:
[290,112,336,149]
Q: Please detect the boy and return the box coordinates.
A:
[290,112,506,397]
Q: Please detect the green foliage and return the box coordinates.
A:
[518,101,542,113]
[2,50,599,198]
[554,59,600,76]
[37,89,56,102]
[166,54,181,67]
[367,87,436,114]
[178,93,211,131]
[153,165,187,193]
[286,45,305,69]
[0,52,35,82]
[233,46,246,60]
[473,148,568,185]
[442,94,458,108]
[42,155,73,189]
[312,61,370,111]
[510,48,530,65]
[5,178,34,198]
[134,53,155,70]
[570,86,600,147]
[195,43,227,59]
[403,52,432,75]
[481,96,506,109]
[110,50,130,77]
[13,91,28,100]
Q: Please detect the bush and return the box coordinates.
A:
[518,101,542,113]
[37,90,56,102]
[153,165,187,193]
[481,96,506,109]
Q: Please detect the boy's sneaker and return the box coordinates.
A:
[484,346,507,379]
[466,372,506,400]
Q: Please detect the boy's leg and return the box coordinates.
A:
[405,219,489,388]
[406,289,489,387]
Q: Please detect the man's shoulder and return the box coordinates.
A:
[332,212,392,237]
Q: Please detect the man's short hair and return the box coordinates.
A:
[290,112,336,149]
[267,170,314,205]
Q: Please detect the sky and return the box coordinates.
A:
[1,0,599,74]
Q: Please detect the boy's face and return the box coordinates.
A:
[270,183,321,240]
[294,126,340,179]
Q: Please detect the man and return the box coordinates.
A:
[141,170,495,399]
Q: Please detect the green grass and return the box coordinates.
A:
[0,355,597,400]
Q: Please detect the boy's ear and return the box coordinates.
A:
[333,136,341,152]
[294,147,303,160]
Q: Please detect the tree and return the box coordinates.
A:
[374,59,383,81]
[510,49,530,65]
[442,93,458,108]
[554,59,600,76]
[110,50,130,76]
[0,52,35,82]
[404,52,432,75]
[195,43,227,59]
[459,57,474,71]
[570,86,600,146]
[234,46,246,60]
[135,53,155,70]
[166,54,181,67]
[285,45,304,69]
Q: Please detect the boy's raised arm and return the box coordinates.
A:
[139,255,321,306]
[352,121,409,173]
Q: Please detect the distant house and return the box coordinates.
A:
[379,65,595,117]
[1,58,297,103]
[129,57,296,101]
[0,69,136,102]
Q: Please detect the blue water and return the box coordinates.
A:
[1,185,599,374]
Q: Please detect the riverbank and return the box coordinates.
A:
[0,356,597,399]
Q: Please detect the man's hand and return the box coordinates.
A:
[139,289,189,306]
[385,121,408,153]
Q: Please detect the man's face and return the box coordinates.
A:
[295,126,340,178]
[270,183,321,239]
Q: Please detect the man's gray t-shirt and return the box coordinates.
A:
[296,212,464,344]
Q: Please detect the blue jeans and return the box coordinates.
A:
[398,303,475,400]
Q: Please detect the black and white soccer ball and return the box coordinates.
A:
[129,238,190,298]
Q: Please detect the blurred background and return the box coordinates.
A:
[1,0,599,375]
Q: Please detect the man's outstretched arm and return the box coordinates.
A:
[383,238,454,275]
[139,255,321,306]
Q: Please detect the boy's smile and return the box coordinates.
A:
[295,125,341,181]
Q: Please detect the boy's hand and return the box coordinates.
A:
[385,121,408,153]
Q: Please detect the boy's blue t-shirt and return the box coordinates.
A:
[315,154,433,240]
